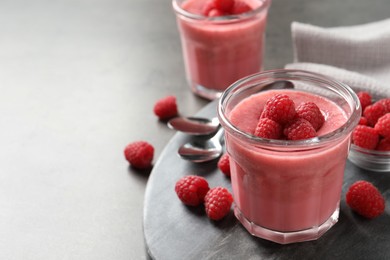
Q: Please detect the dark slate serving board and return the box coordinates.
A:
[143,100,390,260]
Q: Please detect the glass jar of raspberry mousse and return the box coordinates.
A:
[172,0,271,100]
[217,69,361,244]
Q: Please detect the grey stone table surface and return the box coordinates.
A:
[0,0,388,259]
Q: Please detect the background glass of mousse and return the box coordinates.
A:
[217,70,361,244]
[172,0,271,100]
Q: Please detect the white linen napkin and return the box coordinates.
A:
[285,19,390,98]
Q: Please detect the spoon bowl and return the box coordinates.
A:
[178,128,224,162]
[168,116,219,136]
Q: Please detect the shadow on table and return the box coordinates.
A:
[127,165,152,185]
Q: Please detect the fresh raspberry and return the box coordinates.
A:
[357,91,372,112]
[207,8,225,17]
[284,118,317,140]
[261,94,296,125]
[218,153,231,177]
[202,0,216,16]
[346,181,385,219]
[295,102,325,131]
[352,125,379,150]
[363,102,386,126]
[153,95,178,120]
[377,98,390,113]
[231,1,252,14]
[213,0,234,13]
[175,175,210,206]
[204,187,233,220]
[124,141,154,169]
[374,113,390,138]
[377,138,390,151]
[358,116,368,125]
[254,118,282,139]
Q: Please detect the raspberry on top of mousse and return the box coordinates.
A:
[202,0,252,17]
[254,93,324,141]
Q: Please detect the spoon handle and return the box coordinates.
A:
[211,127,225,143]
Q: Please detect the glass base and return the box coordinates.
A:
[191,82,223,100]
[234,205,339,244]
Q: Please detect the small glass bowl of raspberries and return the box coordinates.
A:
[348,91,390,172]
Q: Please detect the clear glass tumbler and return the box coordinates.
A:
[217,69,361,244]
[172,0,271,100]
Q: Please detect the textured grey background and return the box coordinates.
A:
[0,0,388,259]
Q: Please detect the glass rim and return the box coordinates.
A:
[172,0,271,23]
[351,143,390,157]
[217,69,362,149]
